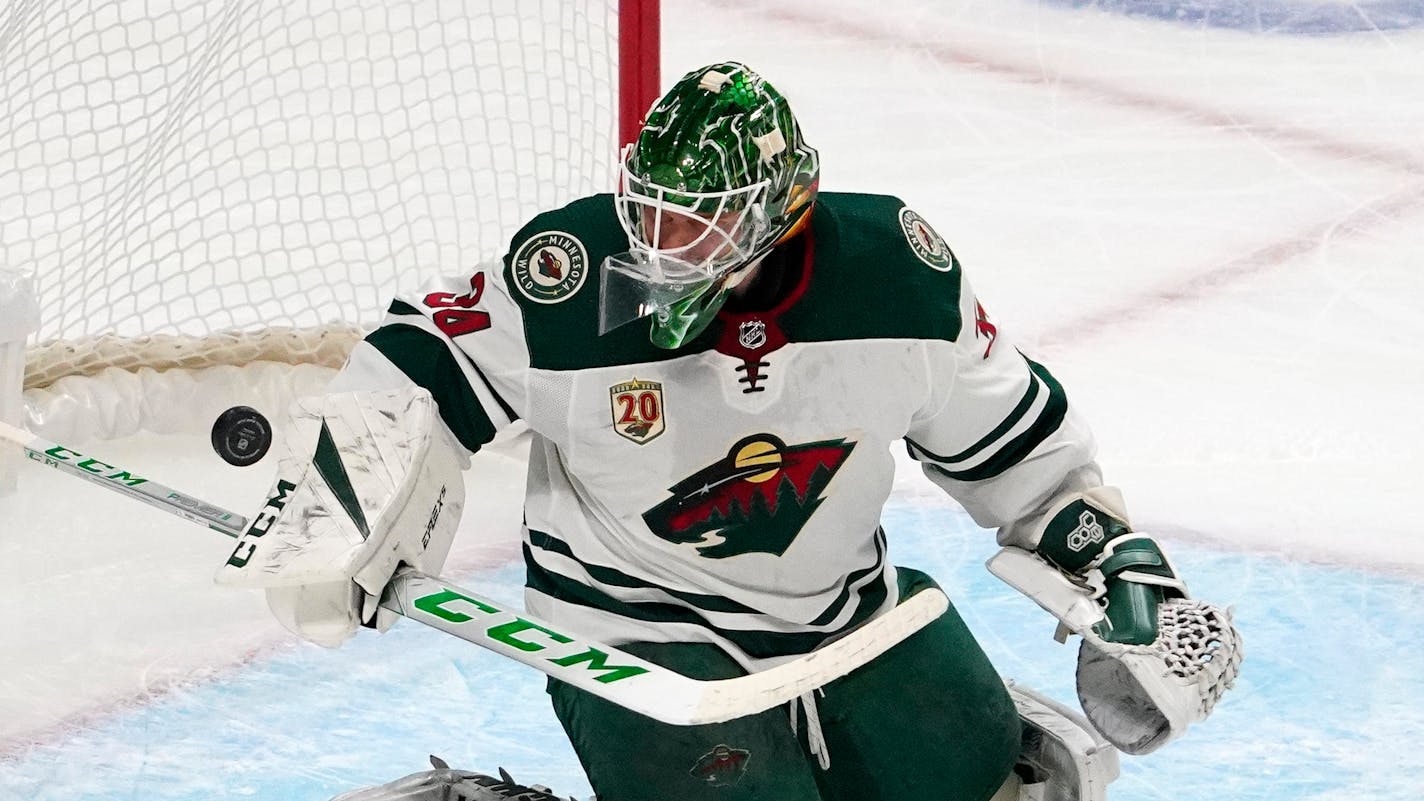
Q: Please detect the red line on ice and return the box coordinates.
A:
[722,0,1424,176]
[9,1,1420,761]
[718,0,1424,342]
[1035,180,1424,343]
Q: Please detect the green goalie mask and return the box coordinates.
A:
[599,61,820,349]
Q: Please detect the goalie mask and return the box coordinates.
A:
[600,62,820,349]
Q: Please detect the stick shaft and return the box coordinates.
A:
[0,420,246,536]
[1,419,946,724]
[385,569,947,724]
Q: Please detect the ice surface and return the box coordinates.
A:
[2,0,1422,799]
[3,502,1421,800]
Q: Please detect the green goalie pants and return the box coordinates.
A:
[547,568,1020,801]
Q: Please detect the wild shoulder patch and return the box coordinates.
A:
[511,230,589,304]
[898,208,957,272]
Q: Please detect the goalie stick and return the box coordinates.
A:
[0,419,948,725]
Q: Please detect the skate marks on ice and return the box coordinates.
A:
[2,503,1421,801]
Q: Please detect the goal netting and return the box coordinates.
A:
[1,0,656,440]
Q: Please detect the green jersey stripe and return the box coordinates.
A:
[376,304,519,424]
[905,360,1043,467]
[523,544,894,659]
[924,359,1069,482]
[388,299,422,317]
[527,529,762,615]
[528,527,889,632]
[806,526,888,627]
[364,323,506,452]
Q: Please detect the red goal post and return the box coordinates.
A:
[1,0,659,439]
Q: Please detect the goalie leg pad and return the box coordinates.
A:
[1007,682,1119,801]
[329,757,575,801]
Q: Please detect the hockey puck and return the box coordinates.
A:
[211,406,273,467]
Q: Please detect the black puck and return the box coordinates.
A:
[211,406,273,467]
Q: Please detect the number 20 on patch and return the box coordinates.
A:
[609,379,665,445]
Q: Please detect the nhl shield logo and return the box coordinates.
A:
[610,379,665,444]
[738,320,767,349]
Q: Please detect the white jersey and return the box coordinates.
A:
[331,192,1101,668]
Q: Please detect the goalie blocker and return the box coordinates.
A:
[216,386,469,647]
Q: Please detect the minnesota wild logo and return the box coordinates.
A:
[511,230,588,304]
[898,208,957,272]
[642,434,855,559]
[690,744,751,787]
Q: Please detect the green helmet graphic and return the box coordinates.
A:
[600,62,820,349]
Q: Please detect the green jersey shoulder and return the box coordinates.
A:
[498,192,971,370]
[789,192,965,345]
[501,194,685,371]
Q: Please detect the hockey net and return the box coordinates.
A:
[2,0,658,440]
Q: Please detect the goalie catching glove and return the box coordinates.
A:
[216,387,468,648]
[988,487,1242,755]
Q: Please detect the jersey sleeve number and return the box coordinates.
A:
[425,273,492,338]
